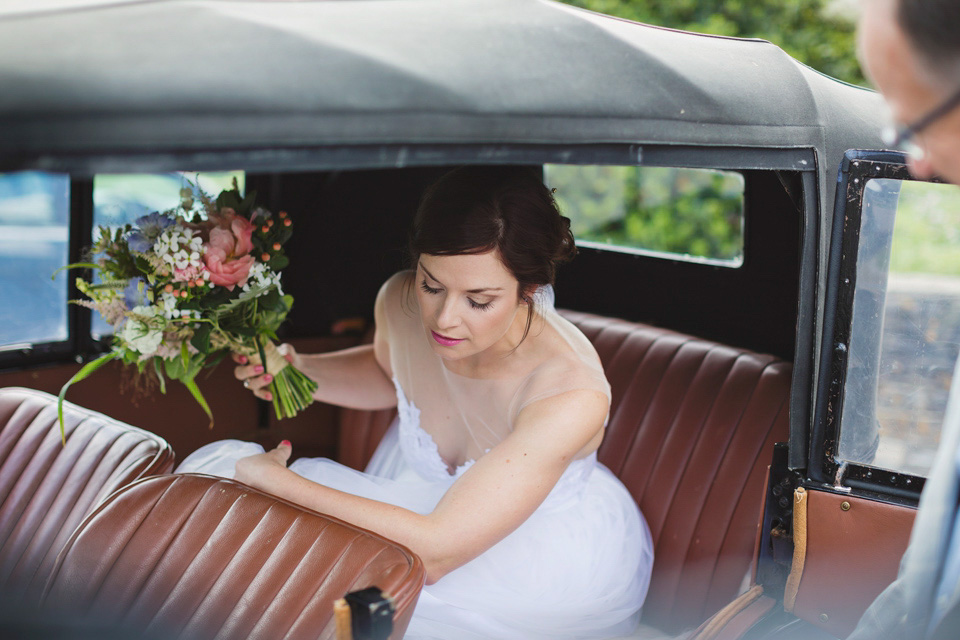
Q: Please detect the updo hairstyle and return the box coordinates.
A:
[408,166,576,343]
[409,166,576,299]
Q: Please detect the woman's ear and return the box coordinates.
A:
[519,284,538,304]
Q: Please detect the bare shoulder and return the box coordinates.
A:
[377,270,415,307]
[374,270,416,376]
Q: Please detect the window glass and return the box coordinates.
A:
[91,171,244,336]
[543,165,745,266]
[838,178,960,477]
[0,172,70,347]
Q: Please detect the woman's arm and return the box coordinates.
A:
[235,342,395,410]
[235,387,608,584]
[235,274,401,410]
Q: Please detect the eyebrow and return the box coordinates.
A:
[419,262,505,294]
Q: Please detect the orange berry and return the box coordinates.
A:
[164,284,174,293]
[261,253,271,261]
[267,219,274,227]
[180,290,189,298]
[272,242,281,251]
[187,280,195,287]
[278,211,287,218]
[261,225,269,233]
[195,278,205,287]
[283,219,292,227]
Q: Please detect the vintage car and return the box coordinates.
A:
[1,0,957,638]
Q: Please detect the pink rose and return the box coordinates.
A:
[203,211,257,290]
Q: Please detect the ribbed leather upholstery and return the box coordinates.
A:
[43,473,425,640]
[337,406,397,473]
[564,311,791,633]
[0,386,174,604]
[337,311,791,634]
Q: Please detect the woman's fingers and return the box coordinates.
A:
[276,343,296,365]
[232,362,274,401]
[271,440,292,464]
[233,363,265,381]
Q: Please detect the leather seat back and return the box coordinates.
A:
[565,311,790,633]
[0,387,174,603]
[42,473,425,640]
[336,312,791,634]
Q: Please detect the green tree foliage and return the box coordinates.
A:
[545,166,745,264]
[559,0,864,86]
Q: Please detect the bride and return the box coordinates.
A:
[178,166,653,639]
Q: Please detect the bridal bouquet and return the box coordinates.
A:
[58,182,317,435]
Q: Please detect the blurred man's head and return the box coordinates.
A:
[858,0,960,185]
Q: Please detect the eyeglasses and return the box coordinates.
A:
[881,84,960,158]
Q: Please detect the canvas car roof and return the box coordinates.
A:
[0,0,883,173]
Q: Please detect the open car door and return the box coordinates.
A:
[756,150,960,638]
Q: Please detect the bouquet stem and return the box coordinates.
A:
[254,340,318,419]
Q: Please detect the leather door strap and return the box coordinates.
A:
[783,487,808,611]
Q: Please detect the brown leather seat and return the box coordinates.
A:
[0,386,175,603]
[563,311,790,633]
[337,311,791,634]
[42,473,425,640]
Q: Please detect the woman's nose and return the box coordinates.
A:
[435,297,460,329]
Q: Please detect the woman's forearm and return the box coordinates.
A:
[296,343,396,410]
[252,465,455,583]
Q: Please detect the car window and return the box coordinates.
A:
[91,171,244,337]
[838,178,960,477]
[543,165,745,267]
[0,172,70,348]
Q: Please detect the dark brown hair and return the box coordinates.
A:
[408,166,577,341]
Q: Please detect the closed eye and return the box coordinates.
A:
[420,279,441,295]
[421,277,493,310]
[468,298,493,311]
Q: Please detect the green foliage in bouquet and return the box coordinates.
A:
[56,180,316,440]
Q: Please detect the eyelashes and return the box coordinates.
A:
[419,280,441,295]
[419,279,493,311]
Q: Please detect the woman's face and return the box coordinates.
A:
[415,251,526,366]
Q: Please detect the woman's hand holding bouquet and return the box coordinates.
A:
[57,181,317,437]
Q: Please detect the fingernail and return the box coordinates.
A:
[263,374,273,383]
[254,365,264,373]
[264,392,273,401]
[239,356,248,364]
[280,440,291,447]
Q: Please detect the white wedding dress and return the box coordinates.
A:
[178,273,653,639]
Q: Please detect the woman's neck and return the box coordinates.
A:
[442,304,533,379]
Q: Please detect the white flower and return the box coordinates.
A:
[241,262,284,295]
[121,305,164,355]
[158,292,181,319]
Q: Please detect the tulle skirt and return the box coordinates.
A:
[178,424,653,639]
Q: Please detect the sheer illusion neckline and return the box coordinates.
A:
[393,377,482,478]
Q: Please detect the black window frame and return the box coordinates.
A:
[808,149,949,505]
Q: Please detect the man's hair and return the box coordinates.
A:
[897,0,960,83]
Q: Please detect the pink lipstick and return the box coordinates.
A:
[431,331,464,347]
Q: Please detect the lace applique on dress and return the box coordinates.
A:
[394,377,477,481]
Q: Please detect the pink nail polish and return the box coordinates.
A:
[239,356,248,364]
[263,374,273,383]
[280,440,291,447]
[254,365,264,373]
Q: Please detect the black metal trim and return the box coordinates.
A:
[69,178,97,358]
[810,149,935,502]
[5,143,818,176]
[788,170,820,471]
